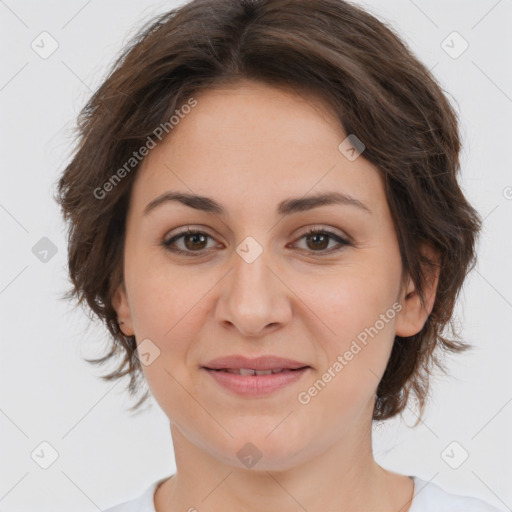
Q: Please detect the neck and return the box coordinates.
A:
[155,420,412,512]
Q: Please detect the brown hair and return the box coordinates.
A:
[55,0,482,421]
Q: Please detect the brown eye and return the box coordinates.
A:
[162,227,350,257]
[163,229,216,256]
[182,232,208,250]
[294,228,350,253]
[305,231,330,251]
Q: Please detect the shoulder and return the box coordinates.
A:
[409,476,504,512]
[103,476,170,512]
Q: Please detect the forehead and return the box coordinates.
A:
[176,81,341,154]
[130,80,385,217]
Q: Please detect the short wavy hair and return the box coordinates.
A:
[55,0,482,421]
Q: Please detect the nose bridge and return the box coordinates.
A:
[233,240,271,302]
[216,237,290,336]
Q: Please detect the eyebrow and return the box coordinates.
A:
[143,190,371,216]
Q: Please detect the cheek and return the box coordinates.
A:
[296,258,401,342]
[294,255,401,403]
[129,271,202,421]
[125,260,217,387]
[126,251,212,337]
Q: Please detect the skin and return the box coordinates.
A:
[113,79,439,512]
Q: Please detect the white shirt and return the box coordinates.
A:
[103,475,503,511]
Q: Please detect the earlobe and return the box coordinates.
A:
[112,282,135,336]
[395,243,440,338]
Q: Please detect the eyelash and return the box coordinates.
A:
[162,227,351,257]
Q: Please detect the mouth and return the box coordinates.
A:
[206,367,309,375]
[202,354,310,372]
[201,364,311,396]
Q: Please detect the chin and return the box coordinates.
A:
[207,428,313,472]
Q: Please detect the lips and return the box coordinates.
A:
[202,355,310,372]
[214,368,300,375]
[203,366,310,396]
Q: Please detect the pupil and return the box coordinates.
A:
[185,233,206,250]
[182,232,329,251]
[308,233,328,250]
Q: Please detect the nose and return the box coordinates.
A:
[215,246,292,338]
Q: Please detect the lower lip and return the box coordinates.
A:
[203,368,310,397]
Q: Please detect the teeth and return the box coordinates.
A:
[222,368,288,375]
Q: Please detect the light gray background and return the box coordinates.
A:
[1,0,511,510]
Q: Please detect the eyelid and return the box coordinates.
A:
[163,224,352,257]
[163,227,219,253]
[290,226,351,252]
[294,224,350,242]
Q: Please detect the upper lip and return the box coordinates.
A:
[202,355,310,371]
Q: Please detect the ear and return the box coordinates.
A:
[395,243,440,338]
[112,281,135,336]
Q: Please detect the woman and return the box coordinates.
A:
[56,0,501,510]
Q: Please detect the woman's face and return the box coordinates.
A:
[114,80,431,470]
